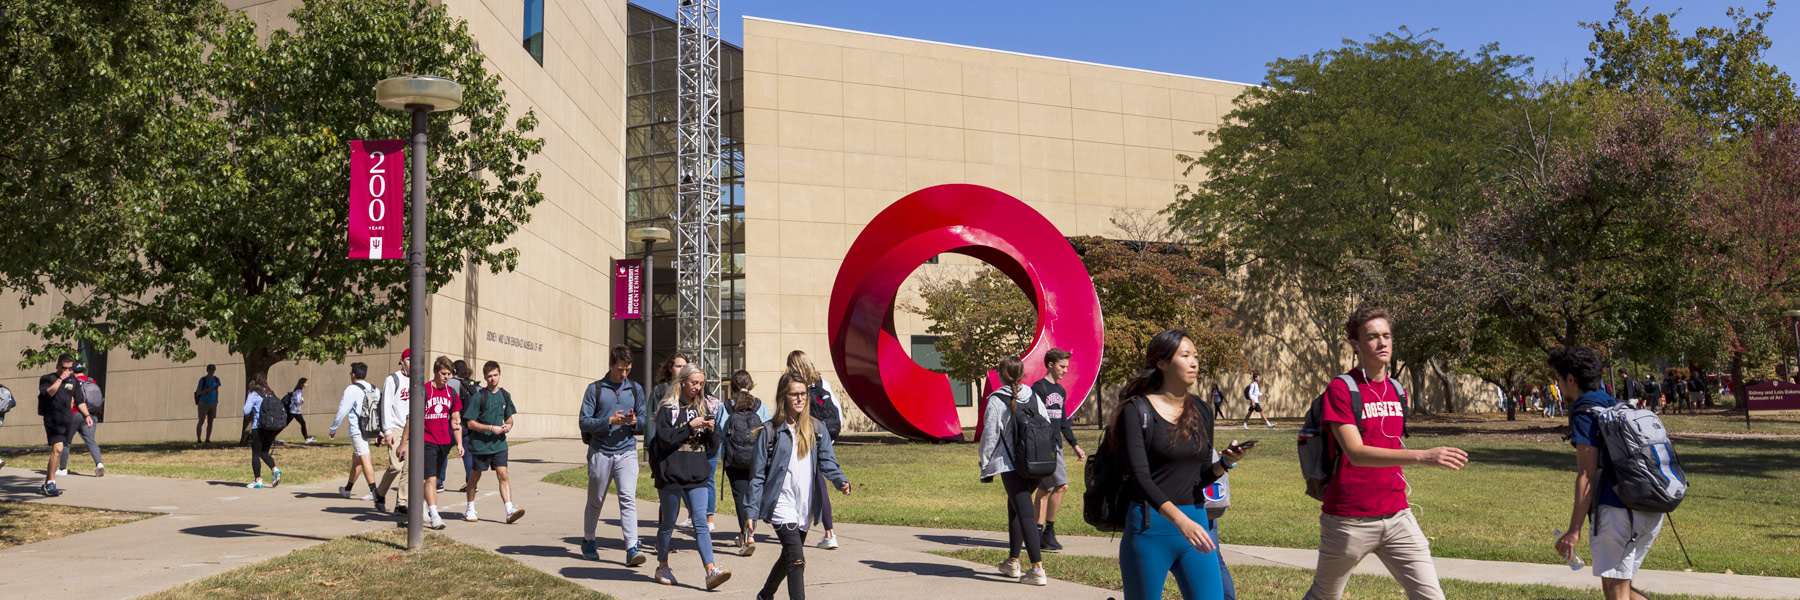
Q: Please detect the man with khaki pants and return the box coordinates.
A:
[376,350,412,514]
[1305,307,1469,600]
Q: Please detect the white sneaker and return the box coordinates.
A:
[506,506,525,524]
[817,534,839,550]
[997,559,1022,578]
[1267,422,1277,428]
[360,492,375,501]
[1022,566,1047,586]
[94,463,104,477]
[249,480,265,489]
[677,518,693,530]
[304,437,316,444]
[1241,423,1249,429]
[338,485,353,499]
[428,514,447,530]
[655,566,677,585]
[56,469,69,476]
[463,509,479,522]
[707,520,717,532]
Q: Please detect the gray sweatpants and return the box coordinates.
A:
[584,447,640,549]
[59,420,101,470]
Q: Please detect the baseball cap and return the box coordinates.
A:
[401,349,411,360]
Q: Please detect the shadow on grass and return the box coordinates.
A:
[180,523,330,541]
[1459,438,1800,479]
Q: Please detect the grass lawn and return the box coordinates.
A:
[0,502,155,549]
[545,409,1799,577]
[1,438,391,487]
[934,548,1759,600]
[141,528,614,600]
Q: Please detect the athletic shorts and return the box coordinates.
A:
[43,415,75,446]
[1247,403,1264,413]
[422,443,454,480]
[1038,448,1069,489]
[471,450,509,472]
[197,404,217,419]
[1592,505,1663,580]
[349,432,371,457]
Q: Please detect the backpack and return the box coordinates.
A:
[1298,374,1407,501]
[255,392,289,430]
[77,379,105,417]
[1006,387,1059,479]
[355,382,383,439]
[1084,397,1151,533]
[808,382,843,438]
[0,384,15,414]
[723,399,764,469]
[1243,384,1253,400]
[582,380,639,445]
[1578,402,1687,514]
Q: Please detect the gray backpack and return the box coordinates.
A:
[1578,403,1687,513]
[77,379,105,417]
[1203,448,1231,519]
[1298,374,1406,501]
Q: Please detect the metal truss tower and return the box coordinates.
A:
[675,0,724,376]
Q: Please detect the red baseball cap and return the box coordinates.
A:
[401,349,411,360]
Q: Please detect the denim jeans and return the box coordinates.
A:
[657,486,715,565]
[1210,518,1237,600]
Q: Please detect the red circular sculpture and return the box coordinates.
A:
[828,184,1104,442]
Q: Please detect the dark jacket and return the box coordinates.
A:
[579,377,646,455]
[651,402,718,489]
[745,418,848,526]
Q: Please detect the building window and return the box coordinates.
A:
[910,335,972,407]
[924,255,939,264]
[523,0,545,65]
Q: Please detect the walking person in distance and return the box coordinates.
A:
[579,345,650,566]
[243,372,285,489]
[722,369,773,556]
[747,372,852,600]
[329,362,379,500]
[375,350,413,513]
[1241,373,1273,429]
[784,350,845,550]
[463,361,523,523]
[57,362,105,477]
[37,354,93,496]
[1031,348,1085,552]
[286,377,315,444]
[977,356,1054,586]
[195,364,222,444]
[1115,330,1252,600]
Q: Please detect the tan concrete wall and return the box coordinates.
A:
[0,0,631,447]
[740,17,1250,430]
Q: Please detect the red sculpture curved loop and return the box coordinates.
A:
[828,185,1103,442]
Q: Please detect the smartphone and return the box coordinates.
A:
[1230,439,1260,452]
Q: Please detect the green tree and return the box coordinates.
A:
[1582,0,1798,134]
[20,0,544,388]
[908,267,1037,385]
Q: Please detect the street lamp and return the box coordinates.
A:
[628,227,672,394]
[1785,310,1800,384]
[375,74,463,551]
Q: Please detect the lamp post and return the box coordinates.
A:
[1785,310,1800,385]
[628,227,672,393]
[375,74,463,551]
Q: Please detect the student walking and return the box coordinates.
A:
[977,356,1052,586]
[649,364,732,589]
[329,362,379,500]
[647,351,692,443]
[37,354,94,496]
[195,364,222,444]
[1551,347,1670,600]
[1304,307,1468,600]
[463,361,523,523]
[244,372,285,489]
[746,372,853,600]
[399,356,465,530]
[375,350,413,513]
[57,362,104,477]
[1210,384,1227,417]
[442,359,479,492]
[1114,330,1251,600]
[285,378,315,444]
[579,345,650,566]
[722,369,772,556]
[1241,373,1273,429]
[1031,349,1085,552]
[784,350,844,550]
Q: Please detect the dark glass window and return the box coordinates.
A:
[911,336,973,407]
[523,0,545,65]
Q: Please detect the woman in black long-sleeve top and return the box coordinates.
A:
[1115,329,1254,600]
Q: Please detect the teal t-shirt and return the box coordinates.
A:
[198,375,221,405]
[464,387,517,456]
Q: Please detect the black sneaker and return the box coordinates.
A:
[374,495,388,513]
[395,504,408,515]
[41,481,62,497]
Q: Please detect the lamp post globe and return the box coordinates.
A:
[375,74,460,551]
[375,75,464,112]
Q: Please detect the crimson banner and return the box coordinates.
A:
[615,258,643,320]
[348,140,406,259]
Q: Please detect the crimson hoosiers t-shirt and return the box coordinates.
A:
[422,382,463,446]
[1321,371,1409,517]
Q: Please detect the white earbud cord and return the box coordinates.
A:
[1362,367,1420,517]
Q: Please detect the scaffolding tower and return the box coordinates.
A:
[675,0,724,376]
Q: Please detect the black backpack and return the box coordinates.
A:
[809,382,843,438]
[1084,397,1151,532]
[723,399,764,469]
[1007,387,1059,479]
[256,392,289,430]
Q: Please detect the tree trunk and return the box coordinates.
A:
[1731,351,1750,430]
[1410,360,1430,416]
[237,348,282,446]
[1429,358,1456,413]
[1505,372,1518,421]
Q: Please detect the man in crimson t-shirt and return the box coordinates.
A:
[1304,307,1468,600]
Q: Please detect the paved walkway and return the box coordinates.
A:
[1,437,1795,599]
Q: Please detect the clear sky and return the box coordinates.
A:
[631,0,1798,86]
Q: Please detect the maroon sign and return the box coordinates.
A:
[347,140,406,259]
[1746,381,1800,412]
[614,258,643,320]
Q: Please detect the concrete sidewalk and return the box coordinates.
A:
[0,437,1794,599]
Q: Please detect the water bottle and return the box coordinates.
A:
[1553,529,1585,570]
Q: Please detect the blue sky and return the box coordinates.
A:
[632,0,1798,85]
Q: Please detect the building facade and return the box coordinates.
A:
[0,0,1492,447]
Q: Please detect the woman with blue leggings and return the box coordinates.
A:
[1114,329,1254,600]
